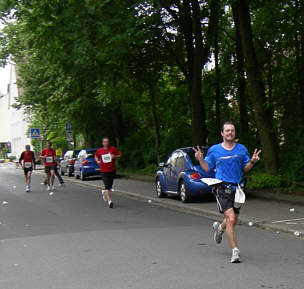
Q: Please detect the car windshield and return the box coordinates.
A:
[78,149,97,159]
[187,150,200,166]
[86,150,97,158]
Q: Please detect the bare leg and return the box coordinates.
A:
[26,171,32,186]
[46,173,50,186]
[104,189,111,201]
[223,208,238,249]
[50,170,55,186]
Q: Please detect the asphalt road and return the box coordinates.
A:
[0,165,303,289]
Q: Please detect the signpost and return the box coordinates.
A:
[30,128,42,152]
[30,128,40,138]
[65,123,73,143]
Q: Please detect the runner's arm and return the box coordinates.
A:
[40,149,46,159]
[243,148,261,172]
[111,148,121,159]
[193,146,209,172]
[32,153,36,169]
[19,152,24,165]
[94,153,100,165]
[243,161,254,172]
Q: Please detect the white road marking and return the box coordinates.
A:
[272,218,304,224]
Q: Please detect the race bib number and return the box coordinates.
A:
[46,156,53,163]
[102,153,112,163]
[24,162,32,168]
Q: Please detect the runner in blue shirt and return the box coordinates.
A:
[193,121,261,263]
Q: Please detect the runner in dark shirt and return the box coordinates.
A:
[19,145,36,192]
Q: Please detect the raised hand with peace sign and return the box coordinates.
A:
[250,148,262,164]
[192,146,210,172]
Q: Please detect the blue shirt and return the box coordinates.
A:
[204,143,250,184]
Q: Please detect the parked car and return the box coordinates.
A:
[74,148,100,181]
[155,147,215,203]
[59,150,80,176]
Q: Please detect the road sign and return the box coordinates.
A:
[65,123,72,131]
[66,131,73,142]
[30,128,40,138]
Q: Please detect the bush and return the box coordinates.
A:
[246,173,291,189]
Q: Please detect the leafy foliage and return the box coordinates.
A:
[0,0,303,186]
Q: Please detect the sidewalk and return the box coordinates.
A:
[11,163,304,238]
[63,172,304,238]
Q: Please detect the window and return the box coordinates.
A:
[187,150,200,166]
[176,156,186,168]
[166,152,179,167]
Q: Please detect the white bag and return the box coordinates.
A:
[234,184,246,208]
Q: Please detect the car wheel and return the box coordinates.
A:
[80,170,86,181]
[156,178,166,198]
[179,180,190,203]
[60,167,64,176]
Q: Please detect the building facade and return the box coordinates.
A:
[0,63,31,159]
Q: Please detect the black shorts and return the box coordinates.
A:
[24,167,33,175]
[45,166,56,174]
[213,185,240,215]
[101,171,116,190]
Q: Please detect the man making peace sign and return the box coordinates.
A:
[193,121,261,263]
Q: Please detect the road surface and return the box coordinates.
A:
[0,165,303,289]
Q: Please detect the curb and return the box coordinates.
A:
[34,170,304,238]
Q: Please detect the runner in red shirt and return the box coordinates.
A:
[40,141,56,193]
[95,137,121,208]
[19,145,36,192]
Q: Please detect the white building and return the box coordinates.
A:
[0,63,31,159]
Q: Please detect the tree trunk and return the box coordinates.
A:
[214,17,221,133]
[164,0,219,145]
[111,106,124,147]
[149,86,161,164]
[234,0,279,173]
[232,4,249,142]
[295,29,304,127]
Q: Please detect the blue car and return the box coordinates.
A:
[74,148,100,181]
[155,147,215,203]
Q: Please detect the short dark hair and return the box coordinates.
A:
[221,121,235,132]
[46,140,52,145]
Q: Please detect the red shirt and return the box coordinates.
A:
[19,151,35,167]
[95,146,120,172]
[41,148,56,167]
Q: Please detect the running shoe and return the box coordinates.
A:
[47,185,51,191]
[58,183,64,187]
[108,201,114,208]
[213,221,224,244]
[102,190,107,202]
[51,185,55,191]
[25,185,30,192]
[231,248,241,263]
